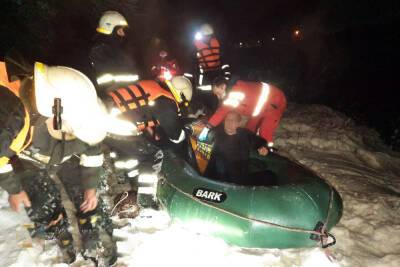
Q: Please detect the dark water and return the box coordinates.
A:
[223,24,399,151]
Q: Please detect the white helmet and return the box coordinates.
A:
[200,24,214,36]
[96,11,128,35]
[34,62,107,145]
[170,76,193,102]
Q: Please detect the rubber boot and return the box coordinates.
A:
[29,211,76,264]
[78,210,117,266]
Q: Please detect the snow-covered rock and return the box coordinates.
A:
[1,103,399,267]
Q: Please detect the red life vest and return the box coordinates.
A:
[194,37,221,71]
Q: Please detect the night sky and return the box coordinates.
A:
[0,0,399,148]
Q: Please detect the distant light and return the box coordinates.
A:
[239,42,243,46]
[295,30,300,36]
[195,32,203,40]
[271,37,276,41]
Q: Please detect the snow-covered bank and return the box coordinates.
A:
[0,103,399,267]
[274,104,400,267]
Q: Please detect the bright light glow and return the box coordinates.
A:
[163,69,173,81]
[109,152,117,158]
[110,108,122,117]
[114,159,139,169]
[80,154,104,167]
[127,169,139,177]
[148,100,155,106]
[198,74,204,86]
[252,83,270,117]
[268,142,274,147]
[106,116,138,136]
[198,85,212,91]
[195,32,203,40]
[97,73,139,85]
[138,173,158,184]
[169,130,186,144]
[295,30,300,35]
[0,164,13,174]
[223,92,245,108]
[138,186,157,195]
[229,92,245,101]
[223,99,240,108]
[272,37,276,41]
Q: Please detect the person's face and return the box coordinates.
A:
[224,113,241,135]
[212,84,227,101]
[116,27,126,38]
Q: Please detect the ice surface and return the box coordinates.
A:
[1,104,399,266]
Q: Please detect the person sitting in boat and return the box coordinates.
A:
[204,111,271,184]
[198,78,287,149]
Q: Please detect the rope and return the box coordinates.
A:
[322,188,333,234]
[162,179,334,238]
[111,191,129,216]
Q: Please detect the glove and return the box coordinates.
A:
[198,127,210,142]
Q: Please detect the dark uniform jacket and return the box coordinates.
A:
[205,127,266,184]
[89,35,138,92]
[0,123,104,194]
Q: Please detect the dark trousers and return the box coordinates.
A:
[19,159,111,241]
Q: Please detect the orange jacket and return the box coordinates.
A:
[0,62,20,96]
[194,37,221,71]
[209,80,287,126]
[108,80,176,113]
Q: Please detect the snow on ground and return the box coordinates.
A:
[1,103,399,267]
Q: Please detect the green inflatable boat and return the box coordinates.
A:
[157,149,343,249]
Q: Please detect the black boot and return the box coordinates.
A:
[48,209,76,264]
[29,213,76,264]
[78,210,117,266]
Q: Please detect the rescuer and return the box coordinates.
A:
[193,23,230,90]
[105,76,193,146]
[145,37,182,81]
[199,79,287,147]
[101,76,192,208]
[89,10,139,93]
[0,61,116,265]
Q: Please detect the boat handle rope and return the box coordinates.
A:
[160,178,336,249]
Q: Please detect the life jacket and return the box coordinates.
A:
[194,37,221,71]
[209,80,287,127]
[0,62,20,96]
[108,80,176,112]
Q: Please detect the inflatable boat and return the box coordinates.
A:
[156,146,343,249]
